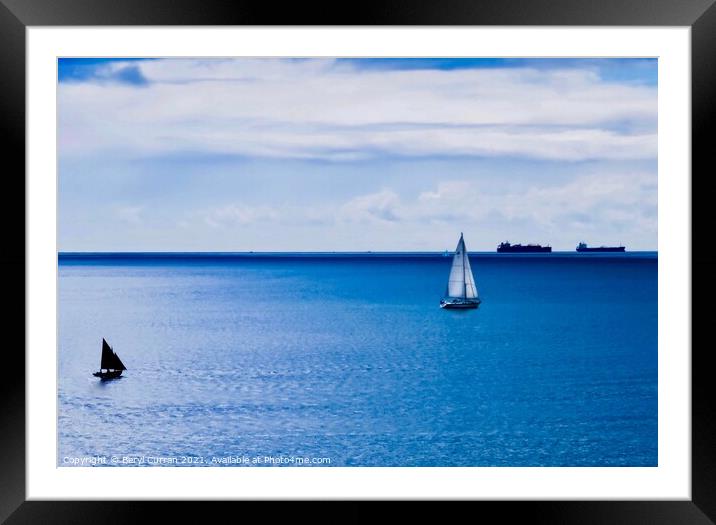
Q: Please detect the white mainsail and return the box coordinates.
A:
[446,233,479,299]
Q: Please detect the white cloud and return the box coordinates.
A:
[203,204,280,228]
[59,59,657,162]
[199,189,404,230]
[338,189,402,224]
[191,171,655,247]
[412,171,657,232]
[115,205,143,225]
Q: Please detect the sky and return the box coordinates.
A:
[58,57,657,252]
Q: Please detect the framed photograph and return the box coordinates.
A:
[5,0,713,522]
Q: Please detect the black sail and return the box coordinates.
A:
[100,338,114,369]
[100,338,127,370]
[110,351,127,371]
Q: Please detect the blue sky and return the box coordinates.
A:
[58,57,657,251]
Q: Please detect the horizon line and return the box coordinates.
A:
[58,250,658,255]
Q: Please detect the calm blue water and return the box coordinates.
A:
[58,253,657,467]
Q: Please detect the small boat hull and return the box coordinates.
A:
[440,298,481,309]
[93,370,123,380]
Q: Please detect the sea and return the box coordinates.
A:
[58,252,657,467]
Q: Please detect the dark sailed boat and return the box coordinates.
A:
[576,242,625,252]
[497,241,551,253]
[93,338,127,380]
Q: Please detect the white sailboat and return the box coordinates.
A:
[440,233,481,309]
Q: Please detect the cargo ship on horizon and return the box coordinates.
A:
[497,241,552,253]
[576,242,626,253]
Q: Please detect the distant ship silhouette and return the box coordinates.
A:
[576,242,625,252]
[497,241,551,253]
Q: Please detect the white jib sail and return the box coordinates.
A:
[463,247,478,299]
[447,235,478,299]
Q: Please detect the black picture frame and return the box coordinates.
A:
[2,0,712,522]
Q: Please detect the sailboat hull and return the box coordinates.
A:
[93,370,123,380]
[440,298,480,309]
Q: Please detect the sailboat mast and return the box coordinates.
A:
[462,234,467,299]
